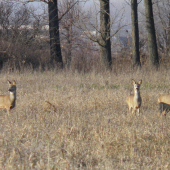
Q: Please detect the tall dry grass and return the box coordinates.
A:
[0,67,170,169]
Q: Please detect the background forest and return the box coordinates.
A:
[0,0,169,72]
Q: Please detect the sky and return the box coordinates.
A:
[29,0,131,16]
[25,0,131,29]
[28,0,129,11]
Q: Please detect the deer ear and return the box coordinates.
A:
[132,79,135,85]
[13,80,16,85]
[7,80,11,85]
[138,80,142,85]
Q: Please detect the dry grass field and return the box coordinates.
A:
[1,67,170,169]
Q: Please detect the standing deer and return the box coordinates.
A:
[126,79,142,114]
[0,80,16,115]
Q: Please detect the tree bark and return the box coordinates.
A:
[131,0,141,67]
[48,0,63,68]
[99,0,112,70]
[144,0,159,67]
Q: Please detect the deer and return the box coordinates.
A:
[158,94,170,116]
[0,80,16,115]
[126,79,142,115]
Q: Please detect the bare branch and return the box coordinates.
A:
[124,0,130,6]
[124,0,143,6]
[58,1,78,21]
[137,0,143,5]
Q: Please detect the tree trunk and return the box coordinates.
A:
[131,0,141,67]
[65,26,72,68]
[99,0,112,70]
[144,0,159,67]
[48,0,63,68]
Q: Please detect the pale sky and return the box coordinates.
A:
[29,0,128,10]
[27,0,131,25]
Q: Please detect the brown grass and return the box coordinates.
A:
[0,67,170,169]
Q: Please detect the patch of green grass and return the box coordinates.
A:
[77,83,107,90]
[87,83,105,90]
[109,84,120,89]
[143,83,170,90]
[55,85,61,89]
[156,84,170,89]
[78,83,84,89]
[124,84,131,90]
[77,83,120,90]
[143,83,155,89]
[90,83,98,89]
[99,85,105,90]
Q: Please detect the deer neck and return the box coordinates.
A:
[134,88,140,100]
[9,91,16,102]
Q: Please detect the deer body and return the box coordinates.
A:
[0,80,16,114]
[158,94,170,116]
[126,79,142,114]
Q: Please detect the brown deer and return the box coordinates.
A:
[126,79,142,114]
[158,94,170,116]
[0,80,16,115]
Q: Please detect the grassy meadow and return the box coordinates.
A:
[0,67,170,169]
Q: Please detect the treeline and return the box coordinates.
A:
[0,0,169,72]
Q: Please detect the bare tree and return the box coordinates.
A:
[155,0,170,58]
[144,0,159,67]
[24,0,78,69]
[48,0,63,68]
[77,1,127,71]
[0,2,34,70]
[59,0,81,68]
[0,2,15,39]
[131,0,141,67]
[99,0,112,70]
